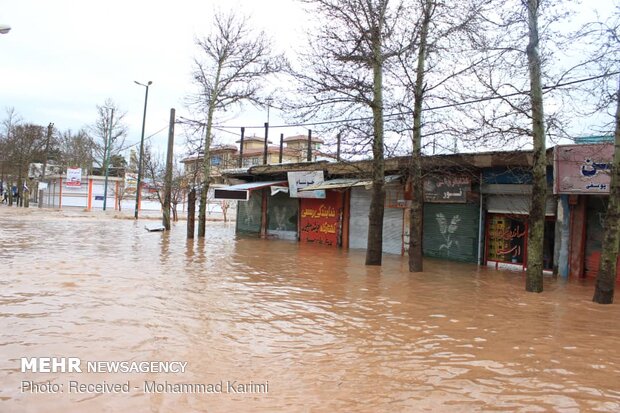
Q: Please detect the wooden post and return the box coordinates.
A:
[87,177,93,211]
[260,189,268,238]
[279,133,284,164]
[187,188,196,239]
[59,176,63,209]
[307,129,312,162]
[162,108,175,230]
[341,189,351,249]
[238,127,245,168]
[568,195,586,279]
[263,122,269,165]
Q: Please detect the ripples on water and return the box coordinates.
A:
[1,209,620,412]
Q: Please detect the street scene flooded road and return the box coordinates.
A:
[1,208,620,412]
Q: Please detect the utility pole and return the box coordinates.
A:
[238,127,245,168]
[279,133,284,164]
[103,109,114,211]
[162,108,175,230]
[38,122,53,208]
[263,122,269,165]
[134,80,152,219]
[307,130,312,162]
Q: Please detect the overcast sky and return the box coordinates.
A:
[1,0,617,159]
[0,0,309,157]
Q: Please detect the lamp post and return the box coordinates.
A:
[134,80,152,219]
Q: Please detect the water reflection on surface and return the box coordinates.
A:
[1,209,620,412]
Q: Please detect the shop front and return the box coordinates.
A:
[482,186,556,271]
[421,176,480,263]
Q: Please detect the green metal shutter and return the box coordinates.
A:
[423,203,479,263]
[267,192,298,240]
[236,189,263,235]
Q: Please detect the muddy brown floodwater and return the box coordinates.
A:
[1,208,620,412]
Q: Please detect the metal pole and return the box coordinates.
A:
[307,129,312,162]
[263,122,269,165]
[162,108,175,230]
[38,122,53,208]
[134,80,152,219]
[336,132,341,162]
[279,133,284,164]
[238,127,245,168]
[103,109,113,211]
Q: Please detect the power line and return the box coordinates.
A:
[212,71,620,130]
[118,125,168,152]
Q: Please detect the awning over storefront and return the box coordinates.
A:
[299,175,401,192]
[213,181,287,201]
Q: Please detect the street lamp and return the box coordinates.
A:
[134,80,152,219]
[0,24,10,34]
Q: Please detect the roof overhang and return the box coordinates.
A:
[213,180,287,201]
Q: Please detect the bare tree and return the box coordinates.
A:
[523,0,547,293]
[89,99,128,174]
[1,121,46,207]
[578,6,620,304]
[292,0,415,265]
[57,128,95,172]
[187,10,284,238]
[142,144,185,222]
[457,0,576,291]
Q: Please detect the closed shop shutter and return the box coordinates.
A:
[236,189,263,235]
[584,196,620,279]
[267,192,298,240]
[349,187,371,250]
[349,186,403,254]
[487,195,556,216]
[383,206,403,255]
[423,203,479,263]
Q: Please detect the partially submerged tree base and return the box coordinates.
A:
[593,280,614,304]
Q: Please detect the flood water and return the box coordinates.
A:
[1,208,620,412]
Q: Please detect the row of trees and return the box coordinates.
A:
[0,102,190,218]
[0,99,130,189]
[186,1,619,302]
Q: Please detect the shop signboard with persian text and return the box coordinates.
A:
[299,191,342,247]
[554,144,613,194]
[423,176,470,203]
[287,171,326,199]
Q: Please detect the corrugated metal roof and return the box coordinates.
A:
[220,181,288,191]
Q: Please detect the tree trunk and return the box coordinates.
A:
[187,188,196,239]
[593,77,620,304]
[409,0,433,273]
[365,23,386,266]
[197,61,222,238]
[525,0,546,293]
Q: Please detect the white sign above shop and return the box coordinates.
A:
[287,171,326,199]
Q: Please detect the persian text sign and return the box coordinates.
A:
[299,191,342,246]
[66,168,82,187]
[125,173,138,194]
[423,176,470,203]
[288,171,326,199]
[554,144,613,194]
